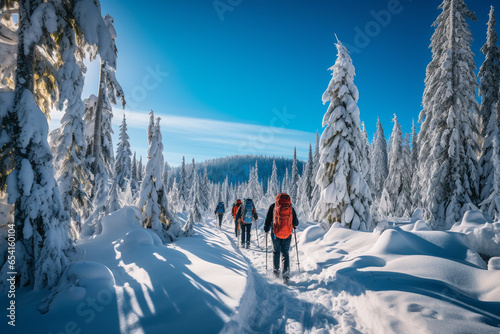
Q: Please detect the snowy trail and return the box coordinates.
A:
[206,212,368,334]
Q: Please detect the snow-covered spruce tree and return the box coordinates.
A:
[478,6,500,141]
[380,115,411,217]
[290,147,299,204]
[411,119,418,171]
[178,156,187,206]
[479,6,500,213]
[1,0,118,290]
[314,39,372,231]
[139,112,180,242]
[298,144,314,216]
[311,130,321,216]
[163,162,171,193]
[222,175,230,206]
[130,151,138,195]
[370,118,388,200]
[480,102,500,220]
[417,0,479,229]
[267,159,280,202]
[360,122,372,185]
[114,114,132,192]
[137,155,143,186]
[48,2,97,238]
[400,134,413,215]
[199,166,210,211]
[246,161,264,204]
[282,168,290,194]
[106,178,120,213]
[187,169,202,224]
[168,177,180,214]
[0,3,16,92]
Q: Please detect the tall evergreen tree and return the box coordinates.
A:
[314,39,372,230]
[2,0,117,290]
[137,155,143,185]
[478,6,500,140]
[114,114,132,191]
[370,118,389,201]
[290,147,299,203]
[479,6,500,215]
[179,156,188,204]
[130,152,138,194]
[480,102,500,220]
[139,112,180,242]
[380,115,411,217]
[416,0,479,229]
[267,159,280,202]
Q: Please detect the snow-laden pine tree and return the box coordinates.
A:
[199,166,210,211]
[48,4,94,238]
[130,151,139,195]
[311,130,321,216]
[137,155,144,186]
[246,161,264,204]
[314,39,372,230]
[411,119,418,171]
[163,162,170,193]
[178,156,188,206]
[267,159,280,202]
[480,102,500,220]
[187,169,202,224]
[282,168,290,194]
[479,6,500,216]
[168,177,180,214]
[114,114,132,192]
[380,115,411,217]
[298,144,314,217]
[370,119,388,200]
[290,147,299,204]
[416,0,479,229]
[139,112,180,242]
[2,0,117,290]
[360,122,371,185]
[478,6,500,141]
[222,176,230,206]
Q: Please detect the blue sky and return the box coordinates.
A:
[49,0,494,166]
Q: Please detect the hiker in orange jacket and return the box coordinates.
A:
[264,193,299,284]
[232,199,242,237]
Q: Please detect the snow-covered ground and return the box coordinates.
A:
[2,207,500,333]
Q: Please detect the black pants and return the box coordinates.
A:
[272,234,292,278]
[217,213,223,227]
[234,219,239,237]
[241,223,251,246]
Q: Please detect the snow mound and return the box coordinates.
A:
[451,210,500,257]
[122,229,155,247]
[298,225,325,246]
[489,257,500,270]
[100,206,141,237]
[412,220,431,231]
[65,261,115,290]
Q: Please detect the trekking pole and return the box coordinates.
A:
[265,232,268,271]
[255,219,260,248]
[293,228,301,274]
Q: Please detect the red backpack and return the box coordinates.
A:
[273,193,293,239]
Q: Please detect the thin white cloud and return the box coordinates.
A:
[49,108,316,166]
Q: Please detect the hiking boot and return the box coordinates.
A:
[246,243,250,249]
[273,270,279,278]
[283,277,290,285]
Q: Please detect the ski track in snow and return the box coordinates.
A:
[207,210,367,334]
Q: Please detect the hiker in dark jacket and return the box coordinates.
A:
[264,193,299,284]
[235,199,258,249]
[214,202,225,228]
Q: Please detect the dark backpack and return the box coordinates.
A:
[232,199,242,218]
[217,202,224,214]
[240,199,254,224]
[273,193,293,239]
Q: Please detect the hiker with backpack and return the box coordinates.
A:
[235,198,259,249]
[214,201,225,229]
[264,193,299,284]
[232,199,242,237]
